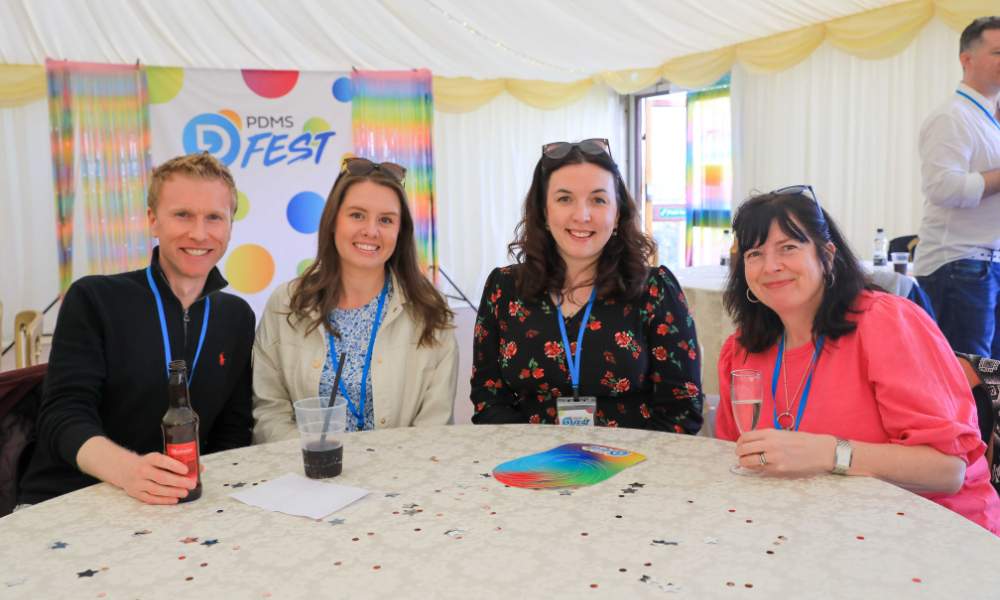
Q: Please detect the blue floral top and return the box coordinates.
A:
[318,280,393,432]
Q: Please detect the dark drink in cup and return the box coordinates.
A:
[302,442,343,478]
[893,262,907,275]
[162,359,202,502]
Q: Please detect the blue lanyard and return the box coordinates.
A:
[145,266,210,385]
[555,287,597,396]
[956,90,1000,132]
[770,333,824,431]
[326,278,389,430]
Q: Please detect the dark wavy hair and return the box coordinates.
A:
[508,146,655,302]
[287,166,453,347]
[723,190,875,353]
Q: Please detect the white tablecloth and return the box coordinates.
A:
[2,425,997,598]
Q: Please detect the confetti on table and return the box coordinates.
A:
[444,529,466,538]
[50,541,68,550]
[4,577,26,588]
[133,530,151,536]
[328,518,345,525]
[180,537,199,544]
[651,540,679,546]
[704,537,719,544]
[201,539,219,546]
[77,569,98,578]
[639,575,681,592]
[628,482,645,488]
[384,492,400,498]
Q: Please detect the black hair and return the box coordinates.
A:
[960,16,1000,53]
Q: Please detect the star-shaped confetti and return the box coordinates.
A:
[133,530,151,536]
[558,490,574,496]
[200,539,219,546]
[328,518,345,525]
[180,537,199,544]
[77,569,98,578]
[444,529,466,538]
[628,482,645,488]
[366,448,376,452]
[621,488,637,494]
[383,492,400,498]
[50,541,68,550]
[651,539,679,546]
[230,482,246,489]
[703,537,719,544]
[480,473,491,478]
[402,509,420,516]
[402,503,419,509]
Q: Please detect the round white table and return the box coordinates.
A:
[2,425,997,598]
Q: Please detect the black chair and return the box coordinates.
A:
[889,235,919,261]
[0,363,46,516]
[955,353,999,496]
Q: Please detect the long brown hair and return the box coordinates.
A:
[508,146,655,302]
[287,166,453,347]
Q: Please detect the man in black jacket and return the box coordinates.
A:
[18,153,255,506]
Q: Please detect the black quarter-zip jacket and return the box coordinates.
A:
[18,247,255,504]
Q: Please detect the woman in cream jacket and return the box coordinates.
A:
[252,158,458,443]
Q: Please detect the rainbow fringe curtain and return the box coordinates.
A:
[47,60,152,293]
[351,69,437,277]
[684,83,732,267]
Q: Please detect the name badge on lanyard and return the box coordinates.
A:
[327,278,389,430]
[146,266,210,386]
[556,287,597,426]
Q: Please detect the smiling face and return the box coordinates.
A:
[743,218,834,322]
[961,28,1000,97]
[333,180,401,277]
[148,174,233,291]
[544,162,618,278]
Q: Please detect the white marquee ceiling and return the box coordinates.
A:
[0,0,903,80]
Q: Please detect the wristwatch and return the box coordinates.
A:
[832,438,853,475]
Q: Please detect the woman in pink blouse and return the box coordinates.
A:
[715,186,999,534]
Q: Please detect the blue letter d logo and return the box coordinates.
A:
[182,113,241,166]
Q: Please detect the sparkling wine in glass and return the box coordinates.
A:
[730,369,763,475]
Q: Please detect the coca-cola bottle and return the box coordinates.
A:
[162,359,201,502]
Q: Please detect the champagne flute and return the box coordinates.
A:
[730,369,762,475]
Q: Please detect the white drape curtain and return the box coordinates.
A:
[433,86,626,307]
[0,98,58,345]
[732,17,961,256]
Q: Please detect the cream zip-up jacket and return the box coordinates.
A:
[252,273,458,443]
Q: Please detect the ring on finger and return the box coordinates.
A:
[759,452,767,466]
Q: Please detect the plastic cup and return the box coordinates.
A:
[890,252,909,275]
[293,397,347,478]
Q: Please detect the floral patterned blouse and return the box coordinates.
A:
[470,265,703,433]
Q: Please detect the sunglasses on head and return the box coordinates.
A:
[541,138,612,161]
[341,157,407,186]
[771,184,830,238]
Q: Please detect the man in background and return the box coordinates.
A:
[915,16,1000,357]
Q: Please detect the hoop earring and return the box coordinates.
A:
[612,228,618,236]
[746,288,760,304]
[826,270,836,288]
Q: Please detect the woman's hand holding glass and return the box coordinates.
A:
[735,429,838,476]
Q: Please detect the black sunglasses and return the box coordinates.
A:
[341,157,406,186]
[541,138,612,161]
[771,184,830,238]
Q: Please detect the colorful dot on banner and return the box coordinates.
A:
[241,69,299,99]
[219,109,242,130]
[297,258,314,275]
[225,244,275,294]
[332,77,354,102]
[302,117,332,147]
[234,191,249,222]
[286,191,325,234]
[147,67,184,104]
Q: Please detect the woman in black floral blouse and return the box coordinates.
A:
[470,138,703,433]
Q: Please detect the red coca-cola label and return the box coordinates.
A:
[166,441,199,481]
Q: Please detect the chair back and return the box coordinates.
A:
[888,234,919,261]
[955,353,999,494]
[13,310,42,369]
[0,363,46,516]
